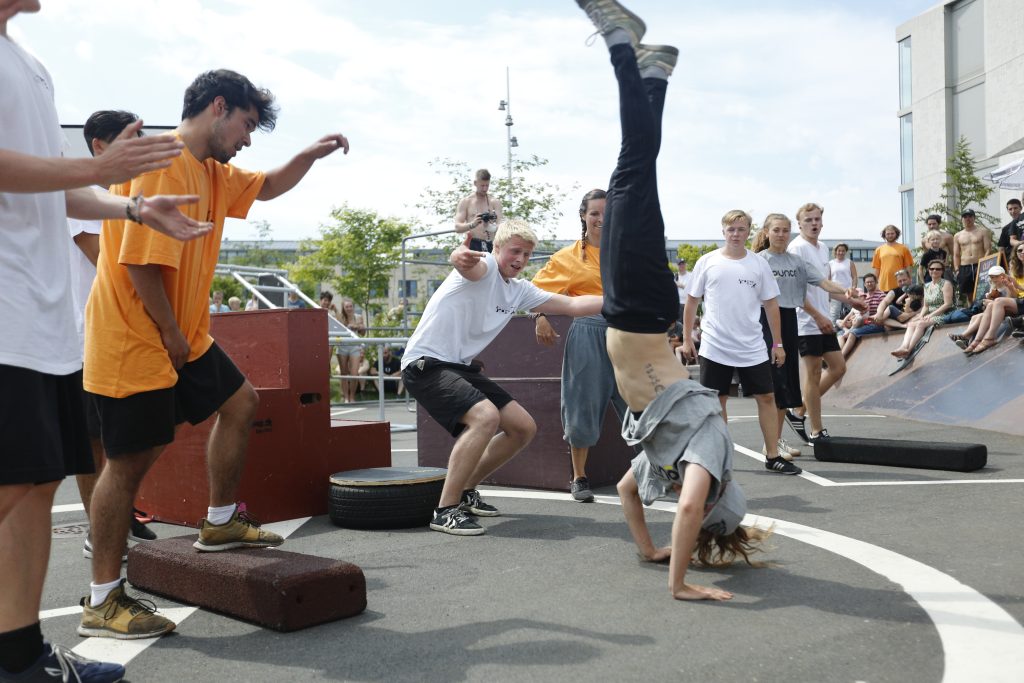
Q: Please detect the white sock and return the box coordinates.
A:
[603,27,631,47]
[640,65,669,80]
[90,578,122,607]
[206,503,236,526]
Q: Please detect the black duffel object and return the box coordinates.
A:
[812,436,986,472]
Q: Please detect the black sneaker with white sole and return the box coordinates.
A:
[765,456,802,475]
[460,489,501,517]
[807,429,831,445]
[570,477,595,502]
[784,409,809,443]
[429,506,485,536]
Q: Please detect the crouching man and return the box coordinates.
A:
[402,222,602,535]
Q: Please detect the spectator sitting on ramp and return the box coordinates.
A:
[575,0,771,601]
[401,222,602,536]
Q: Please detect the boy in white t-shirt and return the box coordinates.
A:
[401,220,602,536]
[682,210,799,475]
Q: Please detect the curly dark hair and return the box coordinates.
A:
[83,110,139,156]
[182,69,278,131]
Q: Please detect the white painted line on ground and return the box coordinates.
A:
[331,407,364,416]
[732,443,836,487]
[825,479,1024,487]
[484,488,1024,683]
[39,605,83,620]
[67,516,312,666]
[52,503,86,514]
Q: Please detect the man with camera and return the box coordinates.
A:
[455,168,504,252]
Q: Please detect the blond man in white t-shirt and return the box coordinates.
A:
[682,210,800,475]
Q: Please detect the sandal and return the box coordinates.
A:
[948,333,969,344]
[968,337,999,355]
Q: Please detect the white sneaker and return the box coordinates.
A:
[778,438,801,457]
[762,443,794,462]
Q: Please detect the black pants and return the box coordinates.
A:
[600,44,678,334]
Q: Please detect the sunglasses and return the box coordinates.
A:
[928,267,944,271]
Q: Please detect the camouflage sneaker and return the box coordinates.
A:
[77,579,175,640]
[193,505,283,552]
[576,0,645,47]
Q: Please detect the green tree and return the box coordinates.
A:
[289,205,413,320]
[917,136,997,238]
[415,155,576,248]
[675,242,719,270]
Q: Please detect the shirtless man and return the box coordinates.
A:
[454,168,504,252]
[953,209,993,303]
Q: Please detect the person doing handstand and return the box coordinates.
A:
[576,0,771,601]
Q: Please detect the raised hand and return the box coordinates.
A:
[306,133,350,159]
[451,232,487,271]
[94,120,184,186]
[139,195,213,241]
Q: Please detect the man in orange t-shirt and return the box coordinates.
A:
[871,224,914,291]
[81,69,349,640]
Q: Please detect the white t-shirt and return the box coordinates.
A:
[67,213,102,355]
[827,257,853,289]
[401,253,552,369]
[689,249,780,367]
[789,235,832,337]
[676,271,691,303]
[0,36,81,375]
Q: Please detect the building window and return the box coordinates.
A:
[398,280,417,298]
[369,284,388,299]
[898,37,912,109]
[427,279,445,296]
[950,0,984,83]
[901,189,915,239]
[953,82,986,156]
[900,114,914,184]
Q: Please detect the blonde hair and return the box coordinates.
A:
[493,218,538,248]
[924,229,942,243]
[796,202,824,221]
[720,209,752,228]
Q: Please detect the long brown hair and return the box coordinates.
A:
[693,524,773,568]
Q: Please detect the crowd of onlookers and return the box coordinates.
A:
[827,198,1024,360]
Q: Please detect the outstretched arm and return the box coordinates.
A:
[257,133,349,201]
[0,121,183,194]
[532,293,602,317]
[65,187,211,242]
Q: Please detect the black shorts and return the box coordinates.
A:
[402,357,513,437]
[81,384,101,440]
[798,333,842,358]
[698,356,774,396]
[956,263,978,299]
[760,307,802,409]
[89,343,246,457]
[0,364,94,485]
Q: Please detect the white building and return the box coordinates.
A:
[896,0,1024,240]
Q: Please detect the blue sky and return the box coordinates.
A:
[12,0,939,243]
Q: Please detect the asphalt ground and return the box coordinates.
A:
[42,397,1024,682]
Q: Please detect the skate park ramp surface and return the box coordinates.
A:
[825,323,1024,436]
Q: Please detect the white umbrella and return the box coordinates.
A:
[983,158,1024,189]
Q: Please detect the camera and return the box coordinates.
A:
[479,211,497,223]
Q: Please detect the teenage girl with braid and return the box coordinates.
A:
[533,189,629,502]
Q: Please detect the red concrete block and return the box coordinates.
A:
[126,536,366,632]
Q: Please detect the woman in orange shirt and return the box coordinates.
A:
[532,189,626,503]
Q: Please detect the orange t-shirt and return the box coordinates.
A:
[84,145,264,398]
[531,240,603,295]
[871,242,914,291]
